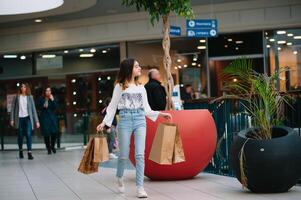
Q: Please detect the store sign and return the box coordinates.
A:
[186,19,218,37]
[36,56,63,71]
[170,26,181,36]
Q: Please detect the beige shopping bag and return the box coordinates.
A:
[93,134,109,163]
[173,128,186,163]
[149,123,178,165]
[78,137,99,174]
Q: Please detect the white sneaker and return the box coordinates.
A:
[109,153,118,159]
[136,186,148,198]
[117,177,125,193]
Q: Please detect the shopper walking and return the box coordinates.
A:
[97,58,172,198]
[10,83,40,160]
[37,86,58,155]
[144,68,167,111]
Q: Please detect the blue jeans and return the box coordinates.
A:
[18,117,32,151]
[117,109,146,187]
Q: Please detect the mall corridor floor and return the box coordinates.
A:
[0,150,300,200]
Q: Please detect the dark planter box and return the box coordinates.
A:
[231,126,301,193]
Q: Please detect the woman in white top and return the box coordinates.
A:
[10,83,40,160]
[97,58,171,198]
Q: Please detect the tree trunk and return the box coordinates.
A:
[162,14,174,110]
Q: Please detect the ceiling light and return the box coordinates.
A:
[3,54,17,58]
[73,113,77,117]
[224,45,228,48]
[193,57,197,61]
[174,67,178,70]
[99,100,103,104]
[178,66,182,69]
[64,50,68,53]
[16,83,20,87]
[192,62,196,66]
[277,30,286,35]
[79,54,94,58]
[42,54,56,58]
[98,77,102,81]
[73,101,77,105]
[235,47,239,50]
[227,38,233,42]
[287,33,293,37]
[102,50,107,53]
[277,40,286,44]
[197,46,206,50]
[184,64,188,68]
[177,59,181,62]
[265,32,268,36]
[0,0,64,15]
[199,39,206,43]
[293,51,298,55]
[71,79,76,83]
[235,41,243,44]
[35,19,42,23]
[269,38,275,42]
[233,78,238,82]
[287,42,292,46]
[107,76,111,80]
[90,48,96,53]
[79,49,84,52]
[197,64,201,67]
[20,55,26,60]
[293,36,301,39]
[278,47,281,51]
[266,45,271,48]
[73,91,76,95]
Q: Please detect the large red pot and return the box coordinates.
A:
[129,109,217,180]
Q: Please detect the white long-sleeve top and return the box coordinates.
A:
[102,83,160,127]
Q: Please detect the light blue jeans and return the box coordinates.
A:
[117,109,146,187]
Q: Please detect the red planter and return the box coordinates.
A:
[129,109,217,180]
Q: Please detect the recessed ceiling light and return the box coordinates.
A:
[102,50,107,54]
[98,77,102,81]
[265,32,268,36]
[287,33,294,37]
[184,64,188,68]
[266,45,271,48]
[73,101,77,105]
[3,55,17,58]
[79,49,84,52]
[177,59,181,62]
[277,40,286,44]
[74,113,77,117]
[174,66,178,70]
[197,64,201,67]
[197,46,206,50]
[269,38,275,42]
[20,55,26,60]
[193,57,197,61]
[224,45,228,48]
[79,54,94,58]
[192,62,196,66]
[235,41,243,44]
[178,65,182,69]
[287,42,292,46]
[107,76,111,80]
[233,78,238,82]
[199,39,206,43]
[99,100,103,103]
[90,48,96,53]
[64,50,69,53]
[278,47,281,51]
[71,79,76,83]
[277,30,286,35]
[42,54,56,58]
[227,38,233,42]
[73,91,77,95]
[293,36,301,39]
[236,47,239,50]
[35,19,42,23]
[293,51,298,55]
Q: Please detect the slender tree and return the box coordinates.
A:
[122,0,194,109]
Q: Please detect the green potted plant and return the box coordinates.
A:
[221,58,301,193]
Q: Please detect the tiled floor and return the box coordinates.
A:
[0,150,300,200]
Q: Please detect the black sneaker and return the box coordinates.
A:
[19,151,24,159]
[52,148,56,154]
[47,149,52,155]
[28,153,34,160]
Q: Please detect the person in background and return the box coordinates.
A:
[97,58,172,198]
[144,68,167,111]
[101,97,118,159]
[37,86,58,155]
[10,83,40,160]
[181,84,195,102]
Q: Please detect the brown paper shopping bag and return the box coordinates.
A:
[93,135,109,163]
[173,128,185,163]
[78,137,99,174]
[149,123,177,165]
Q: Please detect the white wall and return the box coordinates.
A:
[0,0,301,53]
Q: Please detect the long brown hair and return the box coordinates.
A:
[18,83,31,96]
[115,58,140,90]
[42,85,51,98]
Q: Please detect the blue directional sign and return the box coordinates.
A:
[186,19,218,38]
[170,26,181,36]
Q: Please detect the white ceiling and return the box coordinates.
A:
[0,0,250,29]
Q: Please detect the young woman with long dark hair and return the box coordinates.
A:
[10,83,40,160]
[97,58,172,198]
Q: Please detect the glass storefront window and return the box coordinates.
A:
[265,29,301,91]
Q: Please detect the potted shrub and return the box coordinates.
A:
[222,58,301,193]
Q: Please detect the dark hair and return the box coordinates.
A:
[42,85,52,97]
[18,83,31,96]
[185,84,192,88]
[115,58,139,90]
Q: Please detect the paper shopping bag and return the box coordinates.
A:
[149,123,177,165]
[78,137,99,174]
[93,135,109,163]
